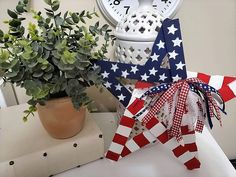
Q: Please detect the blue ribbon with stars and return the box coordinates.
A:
[94,18,188,107]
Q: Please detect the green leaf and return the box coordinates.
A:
[9,19,21,27]
[46,12,54,18]
[44,8,53,13]
[7,9,18,19]
[0,29,3,38]
[16,5,25,13]
[61,50,76,64]
[23,0,29,4]
[52,0,60,11]
[43,0,52,5]
[71,13,79,23]
[55,16,63,26]
[65,18,74,25]
[43,73,53,81]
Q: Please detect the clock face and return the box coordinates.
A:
[97,0,183,26]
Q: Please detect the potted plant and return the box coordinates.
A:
[0,0,115,138]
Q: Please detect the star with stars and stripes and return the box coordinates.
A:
[94,18,187,107]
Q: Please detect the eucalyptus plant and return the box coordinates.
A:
[0,0,115,121]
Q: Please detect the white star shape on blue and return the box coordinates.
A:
[172,74,182,82]
[156,40,165,49]
[111,64,119,72]
[159,73,167,81]
[149,67,158,76]
[104,81,112,88]
[101,71,109,79]
[130,66,139,74]
[172,37,182,47]
[167,24,178,35]
[92,64,99,70]
[150,53,159,61]
[176,61,185,70]
[168,50,179,60]
[121,70,129,78]
[115,83,122,91]
[141,73,150,81]
[118,94,126,101]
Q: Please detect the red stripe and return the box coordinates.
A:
[184,157,201,170]
[128,98,145,115]
[158,131,169,144]
[120,116,135,128]
[181,126,194,135]
[172,145,187,157]
[121,146,132,157]
[113,134,128,145]
[135,81,154,89]
[133,133,150,148]
[197,73,211,84]
[106,151,120,161]
[222,76,236,86]
[218,86,235,102]
[145,117,159,129]
[185,143,198,152]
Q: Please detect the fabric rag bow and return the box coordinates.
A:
[137,78,225,141]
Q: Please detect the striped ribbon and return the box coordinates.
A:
[141,78,225,140]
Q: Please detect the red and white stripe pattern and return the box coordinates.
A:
[106,87,200,170]
[187,71,236,102]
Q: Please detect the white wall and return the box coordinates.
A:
[0,0,235,159]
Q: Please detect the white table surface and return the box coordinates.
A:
[55,113,236,177]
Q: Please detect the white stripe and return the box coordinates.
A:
[229,80,236,95]
[126,139,140,152]
[164,138,180,150]
[208,75,224,90]
[182,134,195,144]
[187,71,198,78]
[109,142,124,154]
[124,109,134,118]
[178,151,195,163]
[116,125,132,138]
[149,123,166,137]
[143,131,156,142]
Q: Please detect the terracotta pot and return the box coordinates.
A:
[37,97,86,139]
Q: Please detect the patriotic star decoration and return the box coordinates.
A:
[94,19,188,107]
[172,37,182,47]
[168,24,178,35]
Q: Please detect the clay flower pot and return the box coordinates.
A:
[37,97,86,139]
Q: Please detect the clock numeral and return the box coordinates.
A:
[161,0,168,3]
[124,6,130,14]
[113,0,120,5]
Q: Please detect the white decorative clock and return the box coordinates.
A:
[97,0,183,25]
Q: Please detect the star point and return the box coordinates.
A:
[176,61,185,70]
[130,66,139,74]
[115,84,122,91]
[159,73,167,81]
[156,40,165,50]
[92,64,99,70]
[111,64,119,72]
[168,50,179,60]
[104,81,112,88]
[118,94,126,101]
[172,74,182,82]
[172,37,182,47]
[101,71,109,79]
[141,73,150,81]
[150,53,159,62]
[149,67,158,76]
[121,70,129,78]
[167,24,178,35]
